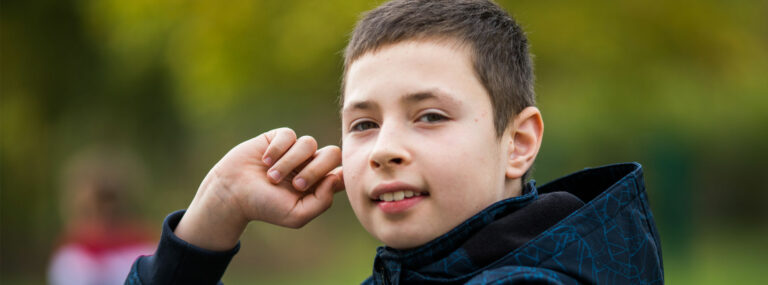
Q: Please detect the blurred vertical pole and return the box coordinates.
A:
[1,0,91,281]
[647,130,693,276]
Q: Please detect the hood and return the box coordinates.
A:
[367,162,664,284]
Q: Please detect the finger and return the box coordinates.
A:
[287,174,340,228]
[261,128,297,167]
[267,136,317,184]
[330,167,345,193]
[292,146,341,191]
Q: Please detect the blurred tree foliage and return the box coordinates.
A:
[1,0,766,283]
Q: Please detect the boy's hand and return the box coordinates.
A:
[174,128,344,250]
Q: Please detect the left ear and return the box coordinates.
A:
[505,107,544,179]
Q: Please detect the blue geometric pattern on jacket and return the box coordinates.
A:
[363,162,664,284]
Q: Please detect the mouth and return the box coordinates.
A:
[370,181,429,201]
[373,190,429,202]
[370,181,429,214]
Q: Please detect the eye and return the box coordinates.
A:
[417,112,448,123]
[351,120,379,132]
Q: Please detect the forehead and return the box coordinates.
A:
[342,40,488,113]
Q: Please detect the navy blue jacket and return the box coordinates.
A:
[126,162,663,284]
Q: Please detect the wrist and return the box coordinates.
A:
[175,175,248,251]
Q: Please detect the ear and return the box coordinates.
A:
[505,107,544,179]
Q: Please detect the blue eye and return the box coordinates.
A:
[418,113,448,123]
[351,121,379,132]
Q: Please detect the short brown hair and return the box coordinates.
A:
[343,0,535,137]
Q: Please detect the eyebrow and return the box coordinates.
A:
[403,92,438,104]
[346,100,374,112]
[402,89,462,109]
[343,88,460,114]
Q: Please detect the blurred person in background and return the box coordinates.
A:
[48,146,156,285]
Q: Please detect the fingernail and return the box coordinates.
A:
[268,170,281,181]
[263,156,273,166]
[294,178,307,190]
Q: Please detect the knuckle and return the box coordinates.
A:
[317,147,342,166]
[270,135,295,155]
[255,133,270,147]
[275,127,290,133]
[264,129,277,141]
[284,128,298,139]
[298,136,318,150]
[322,145,342,157]
[276,127,297,140]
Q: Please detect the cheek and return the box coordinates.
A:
[341,145,379,232]
[341,145,367,200]
[419,128,501,195]
[422,128,498,171]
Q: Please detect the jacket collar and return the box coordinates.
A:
[368,162,652,285]
[371,181,539,284]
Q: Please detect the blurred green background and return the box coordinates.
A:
[2,0,767,284]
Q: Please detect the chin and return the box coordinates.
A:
[375,224,436,250]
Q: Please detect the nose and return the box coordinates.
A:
[369,123,410,170]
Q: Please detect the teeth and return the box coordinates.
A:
[379,190,422,202]
[378,190,429,201]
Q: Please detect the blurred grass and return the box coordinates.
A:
[664,227,768,284]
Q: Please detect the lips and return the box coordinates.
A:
[376,190,425,202]
[370,181,428,214]
[370,181,428,200]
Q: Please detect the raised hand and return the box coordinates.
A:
[174,128,344,250]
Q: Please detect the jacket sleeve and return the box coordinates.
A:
[465,266,580,285]
[125,210,240,285]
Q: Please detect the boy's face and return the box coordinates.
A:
[341,40,516,249]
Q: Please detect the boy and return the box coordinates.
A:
[127,0,663,284]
